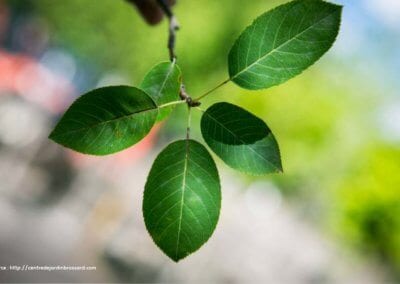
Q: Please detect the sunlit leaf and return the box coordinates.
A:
[140,61,182,121]
[228,0,342,90]
[143,139,221,262]
[201,102,282,175]
[49,86,158,155]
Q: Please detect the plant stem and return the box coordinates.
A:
[156,0,202,111]
[156,0,179,61]
[193,79,230,101]
[194,106,205,113]
[186,106,192,140]
[179,84,201,107]
[158,100,186,109]
[155,0,173,17]
[156,0,199,110]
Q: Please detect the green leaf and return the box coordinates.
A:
[49,86,158,155]
[228,0,342,90]
[201,102,282,175]
[143,139,221,262]
[140,61,182,121]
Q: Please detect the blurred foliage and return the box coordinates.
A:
[331,144,400,275]
[14,0,400,275]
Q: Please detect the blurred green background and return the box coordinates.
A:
[1,0,400,282]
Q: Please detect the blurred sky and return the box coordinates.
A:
[331,0,400,141]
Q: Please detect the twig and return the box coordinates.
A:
[179,85,201,107]
[156,0,179,61]
[156,0,200,108]
[155,0,173,18]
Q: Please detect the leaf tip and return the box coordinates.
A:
[157,246,189,263]
[170,255,182,263]
[324,0,343,15]
[48,129,57,142]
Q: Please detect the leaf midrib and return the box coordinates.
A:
[231,6,338,80]
[175,138,190,259]
[156,63,175,101]
[51,105,157,137]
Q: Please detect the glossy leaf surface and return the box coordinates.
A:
[143,139,221,262]
[201,102,282,175]
[140,62,182,121]
[49,86,158,155]
[228,0,342,90]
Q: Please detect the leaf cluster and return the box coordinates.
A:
[50,0,342,261]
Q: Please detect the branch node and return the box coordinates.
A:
[180,85,201,108]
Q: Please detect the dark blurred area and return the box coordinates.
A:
[0,0,399,283]
[126,0,176,25]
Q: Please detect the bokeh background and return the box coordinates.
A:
[0,0,399,283]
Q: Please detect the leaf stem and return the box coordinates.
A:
[193,79,230,101]
[186,107,192,140]
[158,100,186,109]
[194,106,205,113]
